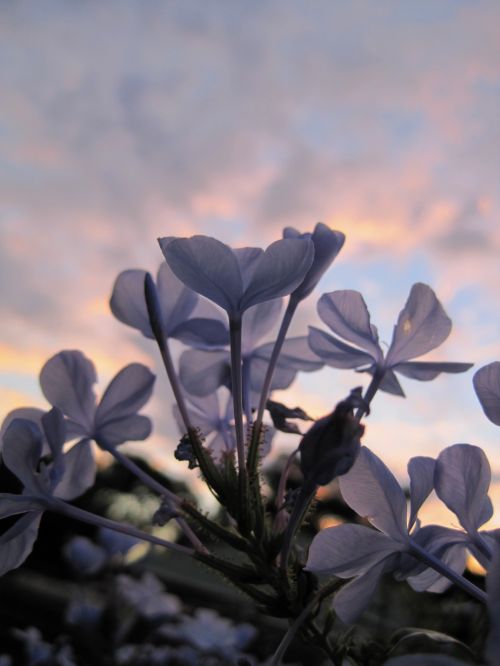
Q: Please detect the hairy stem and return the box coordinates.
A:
[98,441,207,553]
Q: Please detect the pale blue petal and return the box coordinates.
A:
[308,326,375,368]
[156,261,199,335]
[171,317,229,349]
[339,446,408,541]
[396,361,473,381]
[434,444,492,534]
[1,408,46,452]
[174,392,221,435]
[54,439,96,500]
[0,511,43,576]
[109,269,153,338]
[41,407,66,461]
[0,494,45,519]
[40,350,97,431]
[256,336,324,372]
[242,299,282,353]
[306,523,401,576]
[233,247,264,290]
[366,367,405,396]
[249,357,296,393]
[284,224,345,300]
[408,456,436,529]
[2,419,44,492]
[160,236,242,314]
[240,238,314,311]
[406,526,467,592]
[386,284,452,366]
[96,415,152,447]
[179,349,230,396]
[96,364,155,424]
[332,558,392,624]
[317,291,382,360]
[473,362,500,426]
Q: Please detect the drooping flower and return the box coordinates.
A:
[306,446,468,623]
[0,408,95,575]
[283,223,345,301]
[308,283,472,396]
[473,361,500,426]
[110,262,228,349]
[3,350,156,450]
[158,235,315,320]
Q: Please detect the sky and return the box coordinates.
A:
[1,1,499,524]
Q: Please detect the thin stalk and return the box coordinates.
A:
[50,499,195,556]
[99,442,207,553]
[249,298,298,471]
[280,483,317,572]
[229,315,246,483]
[269,578,342,666]
[272,447,300,535]
[408,538,487,604]
[355,367,385,421]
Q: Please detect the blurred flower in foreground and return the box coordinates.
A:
[308,283,472,396]
[0,408,95,575]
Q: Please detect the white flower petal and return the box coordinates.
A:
[339,446,408,541]
[386,284,451,366]
[242,299,282,353]
[171,317,229,348]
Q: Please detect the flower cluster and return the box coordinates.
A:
[2,222,497,666]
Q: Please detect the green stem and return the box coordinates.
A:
[355,366,385,421]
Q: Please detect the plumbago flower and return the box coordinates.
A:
[0,408,95,575]
[3,350,155,452]
[305,444,491,624]
[110,261,228,349]
[308,283,472,397]
[158,235,315,321]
